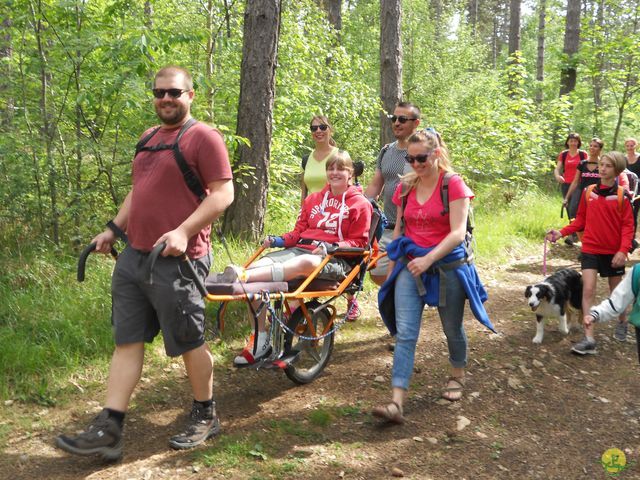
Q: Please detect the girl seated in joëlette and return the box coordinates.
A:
[213,151,372,365]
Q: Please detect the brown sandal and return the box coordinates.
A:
[372,401,405,424]
[441,376,465,402]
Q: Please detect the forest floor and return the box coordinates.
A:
[2,243,640,480]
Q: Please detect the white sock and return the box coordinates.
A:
[586,336,595,343]
[257,331,269,349]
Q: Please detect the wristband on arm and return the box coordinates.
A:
[268,236,285,248]
[106,220,128,243]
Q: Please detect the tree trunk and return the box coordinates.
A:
[318,0,342,31]
[73,2,83,244]
[492,16,499,68]
[222,0,281,240]
[592,0,605,132]
[468,0,478,37]
[431,0,443,40]
[0,15,13,128]
[535,0,546,105]
[205,0,216,122]
[33,0,59,245]
[612,11,640,149]
[559,0,581,96]
[508,0,520,55]
[380,0,402,147]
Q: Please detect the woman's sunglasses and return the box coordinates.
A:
[405,152,434,164]
[310,124,329,132]
[152,88,188,99]
[388,115,417,124]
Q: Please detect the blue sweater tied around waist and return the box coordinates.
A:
[378,236,496,336]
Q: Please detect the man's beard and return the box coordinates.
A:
[155,101,188,125]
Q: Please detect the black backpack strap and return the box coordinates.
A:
[171,118,206,201]
[400,182,411,234]
[560,150,568,170]
[134,118,206,202]
[135,127,162,155]
[440,172,456,216]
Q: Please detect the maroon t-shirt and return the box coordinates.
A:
[128,121,232,258]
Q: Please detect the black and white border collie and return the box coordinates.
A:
[524,268,583,344]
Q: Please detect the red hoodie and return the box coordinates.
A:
[282,184,373,250]
[560,184,634,254]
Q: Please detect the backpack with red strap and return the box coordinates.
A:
[584,183,627,214]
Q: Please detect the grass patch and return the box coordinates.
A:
[197,432,304,478]
[198,433,267,468]
[308,407,332,427]
[473,186,562,264]
[266,418,322,441]
[0,248,115,403]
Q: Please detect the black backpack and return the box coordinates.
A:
[135,118,206,202]
[400,173,475,260]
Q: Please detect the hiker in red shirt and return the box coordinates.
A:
[547,151,634,355]
[554,132,587,219]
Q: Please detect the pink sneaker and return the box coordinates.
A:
[346,297,361,322]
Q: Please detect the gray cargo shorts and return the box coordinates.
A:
[111,246,211,357]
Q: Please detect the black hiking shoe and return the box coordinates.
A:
[168,401,221,450]
[55,409,123,461]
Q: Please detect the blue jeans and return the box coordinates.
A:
[392,267,468,390]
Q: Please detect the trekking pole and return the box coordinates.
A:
[636,326,640,365]
[560,203,565,219]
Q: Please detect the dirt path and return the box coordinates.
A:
[2,244,640,479]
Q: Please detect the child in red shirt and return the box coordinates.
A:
[546,151,634,355]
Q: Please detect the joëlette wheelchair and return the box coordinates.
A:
[76,207,384,385]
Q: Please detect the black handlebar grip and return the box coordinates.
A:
[77,243,117,282]
[147,243,166,285]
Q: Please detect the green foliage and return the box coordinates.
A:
[473,185,563,263]
[0,243,114,402]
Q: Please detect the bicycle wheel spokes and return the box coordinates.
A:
[284,302,335,384]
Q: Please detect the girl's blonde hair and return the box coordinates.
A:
[399,129,453,195]
[325,150,353,174]
[600,151,627,175]
[310,115,337,147]
[624,138,638,148]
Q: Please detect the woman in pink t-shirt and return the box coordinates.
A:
[372,129,477,424]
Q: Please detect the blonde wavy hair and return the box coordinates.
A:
[399,129,454,196]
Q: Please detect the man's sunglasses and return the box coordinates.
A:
[388,114,418,124]
[405,152,433,164]
[310,124,329,132]
[152,88,188,99]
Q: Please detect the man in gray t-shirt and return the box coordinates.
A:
[365,101,421,286]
